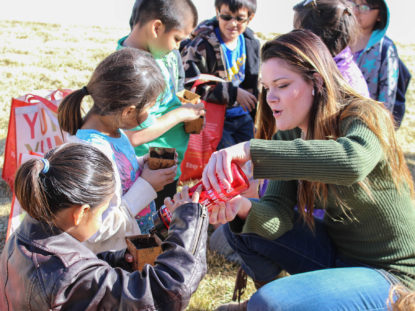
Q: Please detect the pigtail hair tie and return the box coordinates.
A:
[81,86,89,96]
[40,158,50,174]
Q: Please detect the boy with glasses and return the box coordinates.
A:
[181,0,259,151]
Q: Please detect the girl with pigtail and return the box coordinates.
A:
[58,48,177,253]
[0,143,208,310]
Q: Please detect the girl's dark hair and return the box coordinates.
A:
[256,29,414,228]
[365,0,387,30]
[14,143,115,226]
[132,0,198,31]
[293,0,358,56]
[215,0,257,15]
[58,48,165,135]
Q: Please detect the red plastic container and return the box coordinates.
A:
[188,162,250,211]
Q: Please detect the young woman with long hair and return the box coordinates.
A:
[203,29,415,310]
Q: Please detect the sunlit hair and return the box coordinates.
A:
[388,285,415,311]
[293,0,358,56]
[58,48,165,135]
[131,0,198,31]
[255,29,414,227]
[215,0,257,15]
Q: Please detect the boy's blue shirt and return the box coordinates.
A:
[215,27,248,118]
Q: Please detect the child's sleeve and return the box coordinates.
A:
[85,168,156,253]
[68,135,156,252]
[378,41,399,112]
[173,49,185,92]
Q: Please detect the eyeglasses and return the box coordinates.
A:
[218,14,249,24]
[349,2,379,13]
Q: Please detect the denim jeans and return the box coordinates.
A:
[217,113,254,150]
[223,214,397,310]
[209,224,244,265]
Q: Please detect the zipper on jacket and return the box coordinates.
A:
[191,204,208,255]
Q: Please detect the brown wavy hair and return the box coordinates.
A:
[255,29,414,227]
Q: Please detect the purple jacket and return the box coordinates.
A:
[334,46,370,97]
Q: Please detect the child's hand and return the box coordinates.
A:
[209,195,251,224]
[164,185,202,213]
[137,154,149,167]
[179,102,206,122]
[237,88,257,112]
[124,251,134,263]
[141,163,177,192]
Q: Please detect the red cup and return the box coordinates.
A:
[188,162,250,211]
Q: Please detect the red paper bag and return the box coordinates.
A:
[179,79,226,182]
[2,89,71,191]
[6,152,43,240]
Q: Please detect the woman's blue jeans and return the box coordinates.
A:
[223,215,397,310]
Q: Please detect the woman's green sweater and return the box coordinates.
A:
[230,118,415,288]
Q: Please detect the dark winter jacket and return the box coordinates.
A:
[0,203,208,311]
[180,18,260,109]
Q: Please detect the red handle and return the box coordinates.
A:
[25,89,73,113]
[25,94,58,113]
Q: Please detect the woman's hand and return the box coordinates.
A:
[164,185,202,213]
[240,178,260,199]
[140,162,177,192]
[202,141,252,193]
[209,195,252,224]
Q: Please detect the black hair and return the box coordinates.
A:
[129,0,144,30]
[293,0,358,56]
[131,0,198,32]
[14,143,115,226]
[58,48,165,135]
[215,0,257,15]
[364,0,387,30]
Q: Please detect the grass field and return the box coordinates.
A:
[0,20,414,310]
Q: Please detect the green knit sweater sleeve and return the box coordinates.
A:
[237,118,384,240]
[250,118,383,185]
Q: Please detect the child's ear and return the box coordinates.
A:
[151,19,165,38]
[121,105,137,119]
[248,13,255,24]
[72,204,91,226]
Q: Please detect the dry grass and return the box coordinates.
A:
[0,20,414,310]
